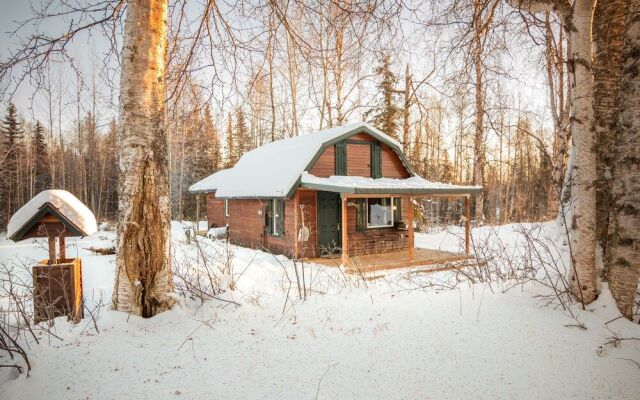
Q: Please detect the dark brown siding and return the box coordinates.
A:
[381,144,411,178]
[228,199,265,249]
[307,130,411,178]
[297,190,317,258]
[226,197,299,257]
[207,193,228,228]
[343,198,410,256]
[346,143,371,177]
[209,189,411,258]
[309,145,335,177]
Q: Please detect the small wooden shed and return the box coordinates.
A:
[7,190,97,324]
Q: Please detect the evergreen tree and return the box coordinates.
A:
[225,113,236,168]
[440,150,454,183]
[202,106,221,172]
[31,120,51,193]
[366,55,401,141]
[1,103,24,220]
[235,108,250,157]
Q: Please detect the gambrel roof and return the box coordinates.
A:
[189,122,481,198]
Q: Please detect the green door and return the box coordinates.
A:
[317,191,341,257]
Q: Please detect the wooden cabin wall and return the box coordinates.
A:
[344,198,410,256]
[309,145,335,177]
[227,199,265,249]
[206,193,228,228]
[296,190,318,258]
[224,196,304,258]
[308,130,411,178]
[346,143,371,176]
[209,190,410,258]
[381,144,411,178]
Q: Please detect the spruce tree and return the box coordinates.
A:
[235,108,250,157]
[31,120,51,192]
[202,106,220,172]
[366,55,401,141]
[1,103,24,219]
[225,113,236,168]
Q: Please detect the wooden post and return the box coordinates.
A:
[59,235,66,260]
[48,234,56,265]
[341,195,349,266]
[464,196,470,255]
[195,194,200,234]
[294,189,299,258]
[407,196,414,261]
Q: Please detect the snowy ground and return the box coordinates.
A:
[1,222,639,399]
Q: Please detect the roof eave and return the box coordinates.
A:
[299,182,482,195]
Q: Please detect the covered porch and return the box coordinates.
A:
[310,247,473,274]
[298,173,481,270]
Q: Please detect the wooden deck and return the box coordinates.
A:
[308,248,473,274]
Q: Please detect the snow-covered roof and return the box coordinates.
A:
[7,190,98,240]
[188,168,233,193]
[300,173,482,195]
[189,122,406,197]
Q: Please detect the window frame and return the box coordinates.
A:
[267,198,284,237]
[365,197,395,229]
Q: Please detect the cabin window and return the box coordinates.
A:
[265,199,285,236]
[224,199,229,217]
[366,198,394,228]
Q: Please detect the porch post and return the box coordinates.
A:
[341,195,349,266]
[407,196,414,261]
[195,194,200,233]
[294,189,300,258]
[464,195,470,255]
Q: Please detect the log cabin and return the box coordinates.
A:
[190,122,481,266]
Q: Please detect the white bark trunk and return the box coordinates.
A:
[593,0,626,269]
[112,0,173,317]
[607,0,640,319]
[567,0,598,304]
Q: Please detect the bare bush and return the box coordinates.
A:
[172,235,240,306]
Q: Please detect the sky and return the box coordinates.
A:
[0,0,554,156]
[0,0,119,130]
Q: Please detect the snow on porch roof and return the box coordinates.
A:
[189,122,407,197]
[300,172,482,195]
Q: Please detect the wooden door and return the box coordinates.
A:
[317,191,341,257]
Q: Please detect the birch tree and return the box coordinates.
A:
[112,0,174,317]
[606,0,640,318]
[593,0,626,271]
[509,0,598,304]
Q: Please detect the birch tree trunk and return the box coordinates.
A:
[567,0,598,304]
[592,0,626,279]
[607,0,640,319]
[544,15,570,218]
[472,9,486,221]
[112,0,174,318]
[509,0,598,303]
